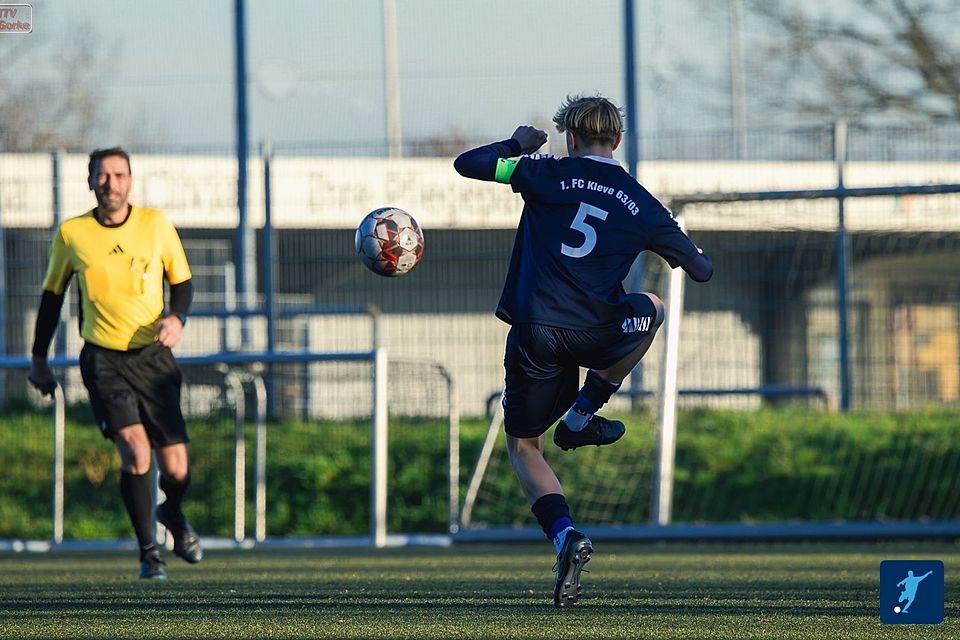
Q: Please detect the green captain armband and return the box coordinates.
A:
[495,158,519,184]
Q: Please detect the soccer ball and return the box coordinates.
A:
[355,207,425,276]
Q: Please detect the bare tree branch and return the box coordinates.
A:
[0,25,110,151]
[747,0,960,123]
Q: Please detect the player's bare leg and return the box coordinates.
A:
[114,423,152,474]
[506,433,562,502]
[156,442,188,480]
[507,434,593,606]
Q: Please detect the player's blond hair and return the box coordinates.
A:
[552,94,624,146]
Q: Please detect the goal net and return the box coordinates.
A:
[458,183,960,537]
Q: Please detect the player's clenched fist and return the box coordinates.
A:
[511,126,548,154]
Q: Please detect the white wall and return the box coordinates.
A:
[3,153,958,230]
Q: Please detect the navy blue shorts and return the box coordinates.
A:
[79,341,189,447]
[502,293,657,439]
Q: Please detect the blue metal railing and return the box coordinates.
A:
[1,348,390,547]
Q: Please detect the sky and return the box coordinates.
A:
[13,0,737,151]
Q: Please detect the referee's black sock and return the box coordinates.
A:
[119,471,156,560]
[159,473,190,516]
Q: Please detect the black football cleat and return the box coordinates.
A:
[553,530,593,607]
[156,504,203,564]
[553,415,626,451]
[139,549,167,580]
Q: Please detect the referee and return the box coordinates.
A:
[29,147,201,580]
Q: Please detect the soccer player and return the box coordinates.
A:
[28,147,202,580]
[897,570,933,613]
[454,95,713,606]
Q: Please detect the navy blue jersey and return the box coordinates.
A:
[497,154,700,329]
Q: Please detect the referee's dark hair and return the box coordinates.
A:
[88,147,132,177]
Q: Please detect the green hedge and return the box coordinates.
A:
[1,407,958,539]
[670,407,960,523]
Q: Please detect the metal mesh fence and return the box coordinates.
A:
[0,356,458,540]
[463,185,960,530]
[2,0,960,545]
[1,122,959,539]
[675,191,960,410]
[3,125,958,418]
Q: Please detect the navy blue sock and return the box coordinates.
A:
[581,369,621,409]
[572,394,600,416]
[531,493,573,540]
[564,371,621,430]
[549,516,574,540]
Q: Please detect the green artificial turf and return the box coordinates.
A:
[0,542,957,639]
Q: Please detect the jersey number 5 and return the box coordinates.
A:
[561,202,609,258]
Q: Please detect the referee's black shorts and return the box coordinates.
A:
[79,341,189,446]
[502,293,658,439]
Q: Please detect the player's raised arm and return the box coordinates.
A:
[648,209,715,283]
[662,243,713,283]
[453,126,548,181]
[684,247,714,283]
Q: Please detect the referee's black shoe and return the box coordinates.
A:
[139,549,167,580]
[553,415,626,451]
[553,530,593,607]
[157,504,203,564]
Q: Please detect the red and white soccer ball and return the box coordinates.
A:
[355,207,425,277]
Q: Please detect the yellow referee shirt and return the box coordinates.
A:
[42,206,192,351]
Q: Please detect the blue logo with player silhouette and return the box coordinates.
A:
[880,560,944,624]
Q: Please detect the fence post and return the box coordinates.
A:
[261,141,276,417]
[250,372,267,542]
[834,120,851,411]
[51,150,69,378]
[367,306,388,544]
[301,319,311,420]
[233,0,254,346]
[218,366,247,543]
[623,0,647,411]
[52,386,65,544]
[382,0,402,157]
[651,208,686,526]
[435,365,459,534]
[623,0,640,178]
[371,348,388,547]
